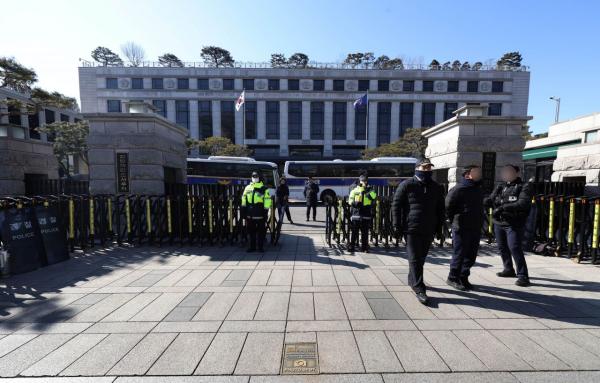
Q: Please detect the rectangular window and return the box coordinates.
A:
[355,104,367,140]
[175,100,189,129]
[243,79,254,90]
[221,101,235,141]
[358,79,370,91]
[131,78,143,89]
[28,113,40,139]
[310,102,324,139]
[492,81,504,92]
[422,80,434,92]
[488,103,502,116]
[197,78,209,90]
[288,101,302,139]
[467,81,478,93]
[447,81,459,92]
[444,102,458,120]
[177,78,189,89]
[245,101,257,139]
[106,78,118,89]
[399,102,413,136]
[151,78,163,89]
[152,100,167,118]
[377,102,391,145]
[313,79,325,91]
[268,79,280,90]
[60,113,69,122]
[333,102,347,139]
[421,102,436,127]
[265,101,280,139]
[585,130,598,143]
[288,79,300,91]
[222,78,234,90]
[44,109,55,124]
[403,80,414,92]
[7,100,21,125]
[378,80,389,91]
[198,101,212,138]
[333,79,345,91]
[107,100,121,112]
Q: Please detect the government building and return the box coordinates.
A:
[78,62,530,162]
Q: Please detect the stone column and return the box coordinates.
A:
[367,102,377,148]
[212,100,221,137]
[189,100,199,139]
[346,101,355,141]
[435,102,444,125]
[20,106,29,139]
[324,101,333,156]
[257,100,266,140]
[390,102,400,142]
[38,109,48,141]
[302,101,310,140]
[166,100,176,123]
[279,101,288,156]
[234,106,244,145]
[413,102,422,129]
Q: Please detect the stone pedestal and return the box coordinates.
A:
[422,105,532,192]
[85,112,188,195]
[552,143,600,196]
[0,137,59,196]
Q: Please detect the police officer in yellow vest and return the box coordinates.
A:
[348,174,377,252]
[241,171,272,252]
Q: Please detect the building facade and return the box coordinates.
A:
[79,63,530,162]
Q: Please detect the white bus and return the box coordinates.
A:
[187,156,279,192]
[283,157,417,202]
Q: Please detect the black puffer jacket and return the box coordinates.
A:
[304,182,319,205]
[276,184,289,205]
[484,177,532,227]
[392,177,445,236]
[445,179,485,232]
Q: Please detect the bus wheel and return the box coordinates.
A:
[320,190,337,204]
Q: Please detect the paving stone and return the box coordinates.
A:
[152,321,220,333]
[147,332,214,375]
[383,372,518,383]
[490,330,570,370]
[291,270,312,286]
[385,331,449,372]
[221,280,246,287]
[287,293,314,321]
[227,269,254,281]
[284,332,316,344]
[354,331,403,372]
[521,329,600,369]
[0,334,73,376]
[351,320,416,331]
[247,270,272,285]
[235,332,284,375]
[195,332,247,375]
[317,331,364,373]
[101,293,161,322]
[314,293,347,320]
[413,319,482,330]
[0,334,38,357]
[179,292,212,307]
[340,292,375,320]
[268,270,293,286]
[366,298,408,320]
[174,269,213,287]
[422,330,487,371]
[557,329,600,357]
[475,319,548,330]
[85,321,157,334]
[128,271,169,287]
[109,333,177,375]
[69,294,136,322]
[163,307,200,321]
[60,333,144,376]
[390,291,436,320]
[254,292,289,320]
[363,291,393,299]
[154,269,194,286]
[70,293,110,305]
[0,378,117,382]
[453,330,532,371]
[512,371,600,383]
[118,377,248,383]
[193,292,239,321]
[35,304,93,323]
[21,334,108,376]
[130,293,188,321]
[220,320,286,332]
[226,292,263,320]
[352,269,382,286]
[250,375,383,382]
[15,322,93,334]
[201,269,232,286]
[312,270,337,286]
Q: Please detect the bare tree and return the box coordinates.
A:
[121,41,146,67]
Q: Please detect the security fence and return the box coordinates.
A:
[0,186,281,276]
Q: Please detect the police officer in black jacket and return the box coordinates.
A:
[485,164,532,287]
[445,165,484,291]
[392,158,445,305]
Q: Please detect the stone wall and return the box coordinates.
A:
[85,113,187,195]
[551,143,600,196]
[0,137,59,195]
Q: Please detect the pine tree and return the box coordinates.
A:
[91,46,123,66]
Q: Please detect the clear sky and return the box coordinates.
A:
[1,0,598,133]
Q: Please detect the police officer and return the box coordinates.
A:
[304,176,319,221]
[241,171,272,253]
[445,165,484,291]
[485,164,532,287]
[348,174,377,253]
[392,159,445,305]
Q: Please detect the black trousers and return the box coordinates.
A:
[494,224,529,278]
[449,229,480,280]
[406,234,433,294]
[247,218,266,250]
[350,218,370,250]
[306,204,317,220]
[277,203,292,223]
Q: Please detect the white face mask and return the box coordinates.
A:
[252,177,259,183]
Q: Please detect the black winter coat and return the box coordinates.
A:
[445,179,485,232]
[304,182,319,205]
[276,184,290,205]
[392,177,445,236]
[484,177,532,227]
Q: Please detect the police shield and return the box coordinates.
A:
[35,204,69,265]
[0,206,45,275]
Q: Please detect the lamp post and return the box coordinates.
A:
[550,96,561,123]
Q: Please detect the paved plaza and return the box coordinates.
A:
[1,206,600,382]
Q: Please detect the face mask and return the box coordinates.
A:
[415,170,433,182]
[252,177,259,183]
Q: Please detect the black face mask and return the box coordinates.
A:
[415,170,433,182]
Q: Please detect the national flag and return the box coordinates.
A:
[235,90,245,112]
[353,93,368,109]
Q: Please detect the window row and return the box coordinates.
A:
[105,77,504,93]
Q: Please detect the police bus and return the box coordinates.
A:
[187,156,279,192]
[283,157,417,202]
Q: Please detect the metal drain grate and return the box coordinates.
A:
[281,342,319,374]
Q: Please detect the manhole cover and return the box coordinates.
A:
[281,342,319,374]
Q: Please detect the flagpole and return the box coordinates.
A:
[365,89,369,151]
[242,88,246,147]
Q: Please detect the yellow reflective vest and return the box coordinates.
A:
[241,181,272,218]
[349,184,377,218]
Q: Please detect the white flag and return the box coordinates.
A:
[235,90,245,112]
